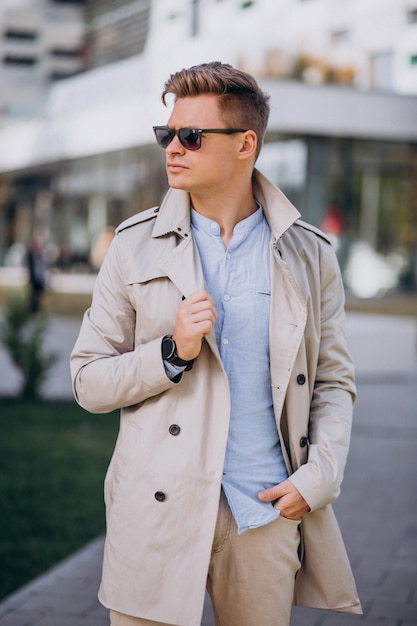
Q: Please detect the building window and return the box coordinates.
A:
[3,55,37,66]
[50,48,80,58]
[4,29,38,41]
[191,0,200,36]
[85,0,151,69]
[407,7,417,23]
[330,29,350,43]
[48,71,78,81]
[370,50,394,91]
[50,0,85,4]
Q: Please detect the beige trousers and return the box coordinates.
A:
[110,490,301,626]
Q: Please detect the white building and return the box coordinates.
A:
[0,0,85,118]
[143,0,417,95]
[0,0,417,297]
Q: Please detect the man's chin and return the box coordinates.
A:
[167,176,189,191]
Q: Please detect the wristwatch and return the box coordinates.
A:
[161,335,194,371]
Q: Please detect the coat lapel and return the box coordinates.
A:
[155,190,221,362]
[159,235,204,298]
[253,169,308,423]
[153,186,204,297]
[269,246,307,425]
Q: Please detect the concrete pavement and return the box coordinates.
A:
[0,311,416,625]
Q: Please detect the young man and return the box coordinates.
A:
[71,62,361,626]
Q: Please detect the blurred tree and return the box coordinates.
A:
[0,297,58,399]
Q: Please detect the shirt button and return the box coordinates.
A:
[154,491,166,502]
[226,253,231,259]
[169,424,181,436]
[300,436,309,448]
[210,222,217,230]
[297,374,306,385]
[222,338,229,345]
[223,294,230,301]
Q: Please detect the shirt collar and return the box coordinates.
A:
[151,169,301,240]
[190,201,264,237]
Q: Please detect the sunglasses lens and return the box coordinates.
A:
[179,129,201,151]
[154,128,173,148]
[153,127,202,150]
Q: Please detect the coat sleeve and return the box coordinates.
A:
[70,236,175,413]
[289,241,356,511]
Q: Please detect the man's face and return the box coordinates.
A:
[164,94,244,197]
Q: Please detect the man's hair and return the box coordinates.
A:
[161,61,270,159]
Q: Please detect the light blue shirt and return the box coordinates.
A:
[191,205,288,534]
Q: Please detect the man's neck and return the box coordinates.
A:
[190,183,258,248]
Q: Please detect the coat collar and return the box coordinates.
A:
[151,187,191,238]
[251,169,301,238]
[151,169,301,240]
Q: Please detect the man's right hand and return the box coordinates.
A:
[172,290,217,361]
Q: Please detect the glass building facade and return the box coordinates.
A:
[85,0,151,69]
[1,134,416,298]
[259,135,417,296]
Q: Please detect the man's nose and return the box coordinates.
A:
[166,134,185,154]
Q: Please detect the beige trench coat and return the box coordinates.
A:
[71,169,362,625]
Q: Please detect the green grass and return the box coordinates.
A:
[0,397,118,600]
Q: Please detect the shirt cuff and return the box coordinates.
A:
[163,359,187,380]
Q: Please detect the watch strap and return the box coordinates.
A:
[162,335,194,371]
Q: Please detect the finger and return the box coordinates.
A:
[186,301,217,317]
[180,304,217,326]
[189,308,217,323]
[184,290,213,304]
[177,307,216,331]
[258,478,295,503]
[258,485,282,503]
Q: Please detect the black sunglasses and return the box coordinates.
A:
[153,126,247,151]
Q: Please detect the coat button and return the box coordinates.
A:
[169,424,181,436]
[300,436,309,448]
[154,491,166,502]
[297,374,306,385]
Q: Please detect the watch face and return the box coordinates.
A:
[162,335,176,360]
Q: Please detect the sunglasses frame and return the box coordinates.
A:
[153,126,248,151]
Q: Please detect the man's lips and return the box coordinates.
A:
[167,161,188,171]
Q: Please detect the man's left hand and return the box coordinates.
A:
[258,479,310,520]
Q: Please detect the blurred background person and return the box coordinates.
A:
[27,234,47,313]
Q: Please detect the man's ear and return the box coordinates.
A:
[237,130,258,162]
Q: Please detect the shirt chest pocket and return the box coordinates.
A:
[254,288,271,342]
[223,286,270,341]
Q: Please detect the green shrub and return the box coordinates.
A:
[0,297,58,399]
